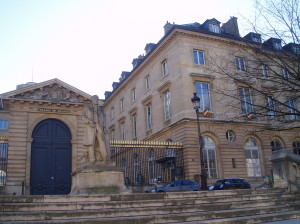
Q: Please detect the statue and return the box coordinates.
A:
[83,95,108,163]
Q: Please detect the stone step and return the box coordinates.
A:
[0,190,295,212]
[1,203,300,223]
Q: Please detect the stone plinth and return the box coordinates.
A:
[71,162,129,194]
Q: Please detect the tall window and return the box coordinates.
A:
[164,90,171,120]
[266,96,276,118]
[145,75,150,90]
[0,120,8,130]
[146,104,152,130]
[110,129,115,141]
[148,150,156,184]
[281,69,289,80]
[195,82,212,111]
[293,141,300,155]
[110,107,114,120]
[239,88,254,115]
[288,99,297,120]
[261,65,269,78]
[202,136,218,178]
[245,138,262,177]
[235,57,246,71]
[132,88,136,102]
[193,50,205,65]
[120,122,125,140]
[0,140,8,186]
[120,98,124,112]
[162,60,168,76]
[132,113,137,139]
[271,140,282,152]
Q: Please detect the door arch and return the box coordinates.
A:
[244,137,262,177]
[30,119,72,195]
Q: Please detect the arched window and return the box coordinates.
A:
[293,141,300,155]
[133,153,140,184]
[202,136,218,178]
[245,137,262,177]
[148,149,156,184]
[271,140,282,152]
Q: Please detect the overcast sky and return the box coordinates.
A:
[0,0,256,98]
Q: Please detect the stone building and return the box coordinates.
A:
[103,17,300,186]
[0,79,102,195]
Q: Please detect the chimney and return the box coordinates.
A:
[164,21,174,35]
[144,43,156,55]
[221,16,240,37]
[119,71,130,82]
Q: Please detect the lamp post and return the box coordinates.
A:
[191,92,208,190]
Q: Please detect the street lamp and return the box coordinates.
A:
[191,92,208,190]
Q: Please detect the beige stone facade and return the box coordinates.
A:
[0,79,98,195]
[103,18,300,185]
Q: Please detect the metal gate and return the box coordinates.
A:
[110,140,184,185]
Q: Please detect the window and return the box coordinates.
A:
[132,113,137,139]
[245,138,261,177]
[195,82,212,111]
[120,98,124,112]
[288,99,297,120]
[271,140,282,152]
[261,65,269,78]
[0,140,8,186]
[132,88,136,102]
[235,57,246,71]
[146,104,152,130]
[110,107,114,120]
[281,69,289,80]
[120,122,125,140]
[226,130,235,142]
[145,75,150,90]
[202,136,218,178]
[293,141,300,155]
[209,24,220,33]
[193,50,205,65]
[293,46,300,54]
[239,88,254,115]
[110,129,115,141]
[274,41,282,50]
[164,90,171,120]
[0,120,8,130]
[266,96,276,118]
[162,60,168,76]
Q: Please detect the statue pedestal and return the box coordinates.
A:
[71,162,130,194]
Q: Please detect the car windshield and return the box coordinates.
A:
[214,180,223,185]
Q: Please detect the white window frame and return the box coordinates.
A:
[195,82,212,111]
[288,99,297,120]
[145,75,150,90]
[120,98,124,112]
[162,60,169,76]
[120,122,125,140]
[132,88,136,102]
[193,50,205,65]
[110,107,114,120]
[239,88,254,115]
[209,24,220,33]
[110,129,115,141]
[235,57,246,71]
[164,90,171,120]
[281,69,289,80]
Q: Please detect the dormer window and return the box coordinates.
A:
[274,41,282,50]
[209,24,220,33]
[252,36,261,43]
[293,46,300,54]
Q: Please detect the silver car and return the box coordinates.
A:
[146,180,201,193]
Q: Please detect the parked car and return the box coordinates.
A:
[146,180,201,193]
[209,178,251,190]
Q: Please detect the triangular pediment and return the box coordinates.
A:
[0,78,93,104]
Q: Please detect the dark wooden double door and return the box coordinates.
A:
[30,119,72,195]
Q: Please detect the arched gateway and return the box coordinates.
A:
[30,119,72,195]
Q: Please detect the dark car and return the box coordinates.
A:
[146,180,201,193]
[209,178,251,190]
